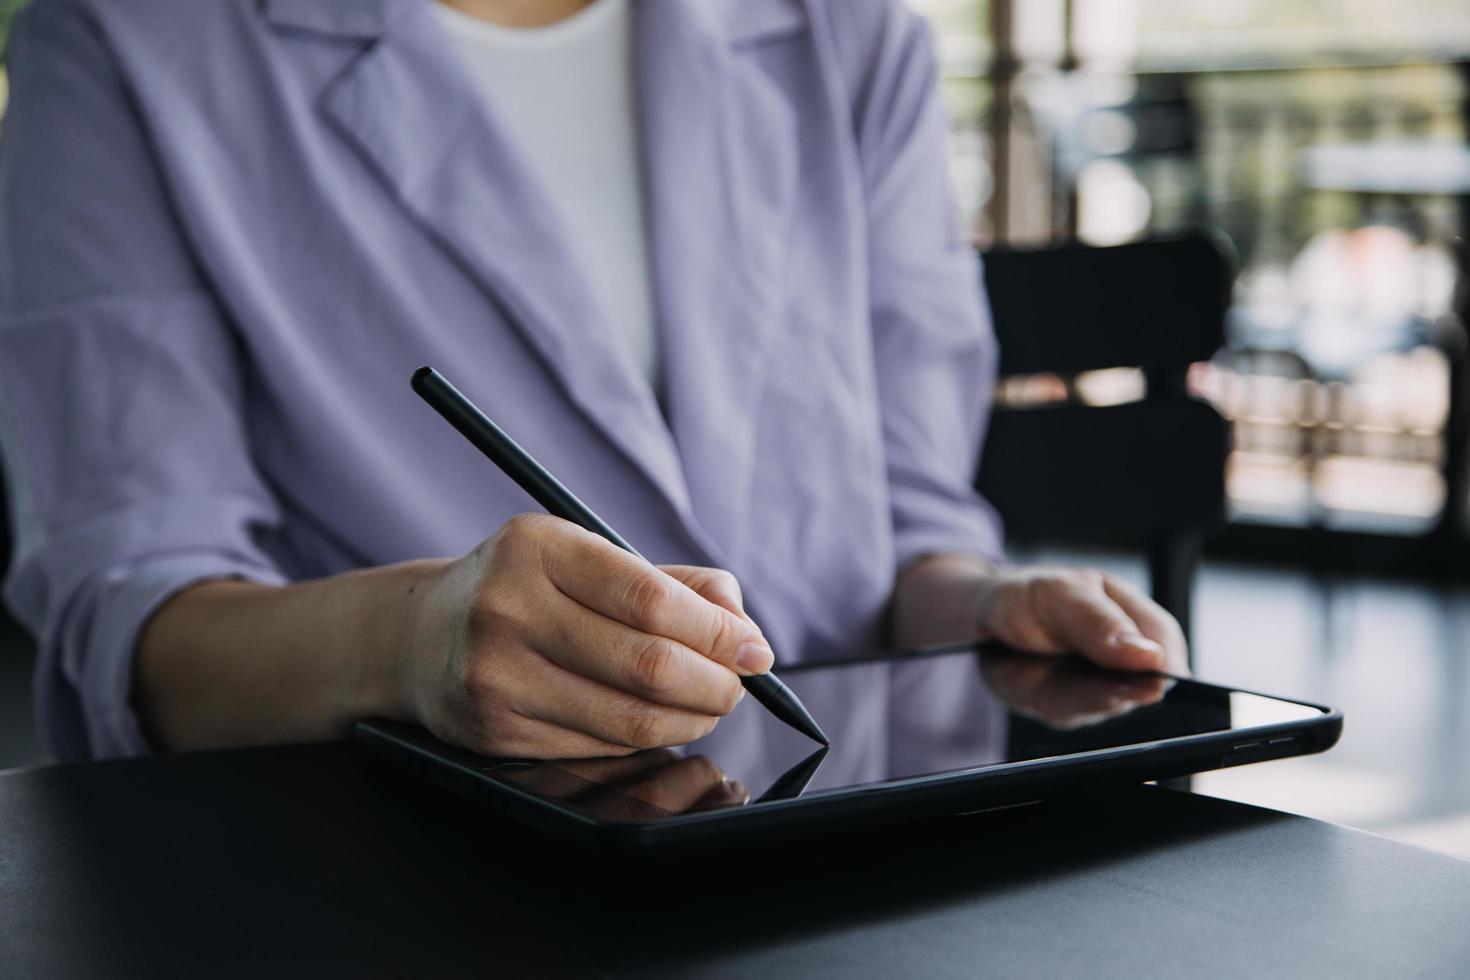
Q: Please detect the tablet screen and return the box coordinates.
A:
[489,647,1326,822]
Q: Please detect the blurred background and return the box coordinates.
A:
[2,1,1469,856]
[913,0,1470,858]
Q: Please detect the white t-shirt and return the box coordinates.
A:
[434,0,659,388]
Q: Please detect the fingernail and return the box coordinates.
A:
[1106,631,1164,665]
[735,641,774,675]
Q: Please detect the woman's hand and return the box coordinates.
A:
[135,513,769,756]
[400,514,775,759]
[891,554,1189,675]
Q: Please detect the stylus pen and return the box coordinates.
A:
[411,366,830,746]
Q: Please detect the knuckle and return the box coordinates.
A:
[631,638,680,697]
[707,568,742,601]
[496,513,535,544]
[622,573,672,628]
[494,513,552,557]
[707,608,745,656]
[463,663,497,702]
[1074,568,1107,592]
[460,686,516,752]
[468,717,511,755]
[1024,575,1060,606]
[463,662,514,719]
[464,590,517,646]
[993,593,1057,650]
[622,704,668,750]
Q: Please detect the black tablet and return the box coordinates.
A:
[357,645,1341,850]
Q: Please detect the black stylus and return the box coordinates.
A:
[411,366,830,746]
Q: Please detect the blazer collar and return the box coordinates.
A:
[264,0,805,570]
[260,0,406,40]
[260,0,803,45]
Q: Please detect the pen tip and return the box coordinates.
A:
[802,717,831,746]
[789,704,828,745]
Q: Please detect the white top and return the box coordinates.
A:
[434,0,659,387]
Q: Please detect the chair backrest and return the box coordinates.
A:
[0,453,9,587]
[981,234,1231,378]
[0,456,25,644]
[976,233,1232,654]
[976,233,1232,542]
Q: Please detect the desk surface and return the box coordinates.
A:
[3,744,1468,978]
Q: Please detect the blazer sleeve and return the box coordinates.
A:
[832,0,1006,571]
[0,2,287,761]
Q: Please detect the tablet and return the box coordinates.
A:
[357,644,1341,850]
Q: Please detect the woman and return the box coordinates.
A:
[0,0,1184,762]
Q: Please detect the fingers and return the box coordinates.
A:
[1101,577,1190,675]
[439,517,756,761]
[984,568,1174,673]
[1038,575,1168,672]
[540,522,774,676]
[476,713,640,760]
[535,592,746,716]
[660,565,750,623]
[508,652,722,751]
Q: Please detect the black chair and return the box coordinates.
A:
[0,460,17,641]
[0,454,33,648]
[976,233,1233,657]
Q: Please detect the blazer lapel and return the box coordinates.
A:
[263,0,697,522]
[637,0,803,562]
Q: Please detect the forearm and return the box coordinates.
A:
[133,559,446,752]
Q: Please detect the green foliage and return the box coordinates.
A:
[1,0,31,59]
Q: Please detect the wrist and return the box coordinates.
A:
[891,552,1001,649]
[338,558,451,725]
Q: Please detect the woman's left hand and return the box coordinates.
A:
[891,554,1190,675]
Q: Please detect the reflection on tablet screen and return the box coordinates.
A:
[492,648,1322,821]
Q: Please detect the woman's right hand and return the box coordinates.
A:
[399,514,775,759]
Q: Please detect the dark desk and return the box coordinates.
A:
[3,744,1468,978]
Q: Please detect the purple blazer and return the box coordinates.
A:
[0,0,1002,760]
